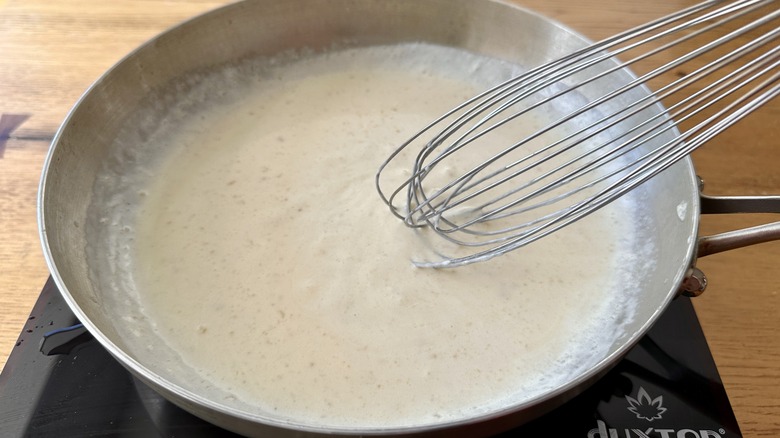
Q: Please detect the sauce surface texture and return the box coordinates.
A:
[128,44,639,428]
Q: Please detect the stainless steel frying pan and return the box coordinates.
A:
[38,0,780,436]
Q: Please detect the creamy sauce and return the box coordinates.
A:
[118,44,640,428]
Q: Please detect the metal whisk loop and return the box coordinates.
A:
[375,0,780,268]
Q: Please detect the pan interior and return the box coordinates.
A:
[84,42,661,429]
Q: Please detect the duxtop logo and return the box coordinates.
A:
[626,387,667,421]
[586,387,727,438]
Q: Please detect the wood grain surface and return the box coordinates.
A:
[1,0,778,435]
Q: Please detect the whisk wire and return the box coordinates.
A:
[377,0,768,223]
[376,0,780,267]
[403,1,776,236]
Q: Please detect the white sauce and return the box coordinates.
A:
[100,44,644,429]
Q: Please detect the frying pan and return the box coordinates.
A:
[38,0,780,436]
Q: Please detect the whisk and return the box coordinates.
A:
[375,0,779,268]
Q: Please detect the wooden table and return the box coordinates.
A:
[1,0,778,435]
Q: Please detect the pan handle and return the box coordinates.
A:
[679,181,780,297]
[697,193,780,257]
